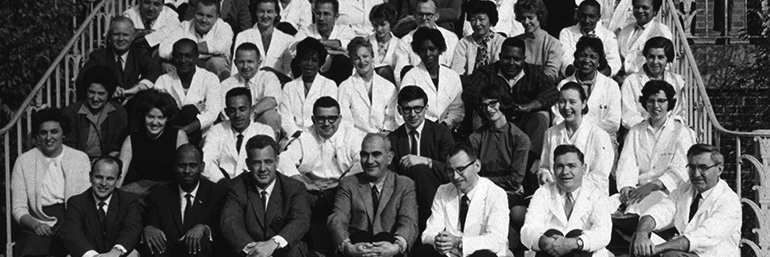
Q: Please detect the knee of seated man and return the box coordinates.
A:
[468,249,497,257]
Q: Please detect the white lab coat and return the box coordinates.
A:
[232,26,296,75]
[400,63,465,128]
[558,24,622,77]
[422,177,510,257]
[279,75,338,135]
[337,72,398,134]
[521,183,612,257]
[123,6,181,47]
[159,19,234,60]
[201,121,275,182]
[393,27,458,84]
[153,67,223,132]
[555,74,622,139]
[337,0,386,36]
[617,19,672,74]
[370,34,400,70]
[219,71,283,120]
[620,69,687,129]
[644,180,741,257]
[277,124,364,179]
[280,0,313,33]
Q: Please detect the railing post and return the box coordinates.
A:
[753,132,770,253]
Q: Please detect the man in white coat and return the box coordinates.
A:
[558,0,621,77]
[123,0,181,48]
[616,0,671,76]
[420,142,510,257]
[201,87,275,183]
[521,144,611,257]
[631,144,741,257]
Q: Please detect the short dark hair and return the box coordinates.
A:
[642,36,675,63]
[196,0,221,14]
[574,36,608,71]
[560,82,590,115]
[77,65,119,101]
[90,155,124,177]
[313,96,340,112]
[553,144,585,164]
[296,37,328,67]
[514,0,548,27]
[135,89,180,121]
[226,87,253,106]
[397,86,429,106]
[369,3,398,27]
[347,37,374,57]
[173,38,199,56]
[651,0,663,12]
[501,37,526,52]
[235,42,262,60]
[448,142,478,161]
[578,0,601,14]
[245,134,279,155]
[411,27,447,53]
[478,84,511,105]
[639,80,677,111]
[464,0,499,26]
[33,107,71,136]
[687,144,723,165]
[253,0,281,22]
[315,0,339,14]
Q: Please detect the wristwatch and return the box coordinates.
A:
[575,237,584,251]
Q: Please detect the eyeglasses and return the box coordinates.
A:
[686,163,720,173]
[645,98,668,105]
[399,105,426,114]
[480,100,499,109]
[313,115,339,124]
[445,160,475,176]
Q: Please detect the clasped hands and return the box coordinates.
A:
[433,231,462,255]
[343,240,400,257]
[243,240,279,257]
[538,234,579,257]
[399,154,432,169]
[143,224,209,255]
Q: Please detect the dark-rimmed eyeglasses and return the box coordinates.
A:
[399,105,426,114]
[313,115,339,124]
[445,160,475,176]
[686,163,720,173]
[479,100,500,109]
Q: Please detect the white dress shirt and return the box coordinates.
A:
[153,67,223,132]
[123,6,181,47]
[539,121,614,194]
[159,18,234,60]
[555,73,622,139]
[219,71,283,120]
[558,24,621,77]
[232,26,296,74]
[620,69,687,129]
[337,72,398,134]
[39,153,65,207]
[521,183,612,257]
[179,183,200,223]
[421,177,510,257]
[399,63,465,128]
[336,0,386,36]
[279,0,313,33]
[643,180,741,257]
[394,27,458,84]
[616,116,696,193]
[404,121,425,156]
[279,75,338,136]
[451,33,506,76]
[202,120,275,182]
[277,124,364,180]
[370,34,400,70]
[617,19,672,74]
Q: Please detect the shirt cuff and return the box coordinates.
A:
[204,225,214,241]
[113,244,127,254]
[138,79,153,90]
[82,250,99,257]
[271,235,288,248]
[394,235,408,253]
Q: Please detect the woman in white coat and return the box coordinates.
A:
[232,0,296,75]
[368,3,400,83]
[400,27,465,129]
[539,83,614,194]
[338,37,398,134]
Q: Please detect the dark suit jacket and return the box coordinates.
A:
[185,0,252,33]
[79,47,162,91]
[62,101,128,157]
[220,172,311,256]
[144,179,228,243]
[327,172,419,250]
[387,120,455,181]
[61,188,143,257]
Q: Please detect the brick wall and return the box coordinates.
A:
[688,0,749,37]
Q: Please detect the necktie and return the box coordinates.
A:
[236,134,244,153]
[629,25,644,46]
[459,194,469,232]
[409,130,418,155]
[117,56,124,72]
[565,192,574,219]
[184,193,193,223]
[260,191,268,232]
[98,201,107,233]
[371,185,380,212]
[144,19,153,30]
[689,193,702,222]
[245,79,252,89]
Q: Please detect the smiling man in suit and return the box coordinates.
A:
[387,86,454,230]
[520,145,611,257]
[221,135,312,257]
[61,156,143,257]
[328,133,419,257]
[141,143,228,257]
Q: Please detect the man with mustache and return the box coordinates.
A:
[123,0,181,49]
[160,0,234,81]
[61,157,143,257]
[141,144,228,257]
[202,87,275,183]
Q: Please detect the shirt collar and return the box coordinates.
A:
[179,181,201,198]
[77,101,115,116]
[231,121,252,136]
[92,191,114,206]
[559,186,581,200]
[368,176,387,191]
[497,68,526,84]
[257,178,277,195]
[645,114,673,131]
[405,120,426,136]
[459,178,480,200]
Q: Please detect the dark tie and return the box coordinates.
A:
[459,195,469,232]
[689,193,702,222]
[117,56,124,72]
[565,192,575,219]
[98,201,107,233]
[184,193,193,224]
[409,130,418,155]
[236,134,244,153]
[371,185,380,212]
[260,191,268,232]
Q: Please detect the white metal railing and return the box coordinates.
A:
[1,0,134,256]
[661,0,770,255]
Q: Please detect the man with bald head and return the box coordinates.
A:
[141,144,228,257]
[123,0,181,48]
[79,16,161,101]
[153,38,223,144]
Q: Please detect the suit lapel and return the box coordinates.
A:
[185,182,209,229]
[376,173,395,221]
[358,177,376,224]
[172,186,185,233]
[567,188,591,227]
[246,177,268,232]
[445,189,460,234]
[104,192,121,238]
[420,122,434,157]
[548,187,569,226]
[86,190,104,245]
[124,50,135,83]
[265,179,283,230]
